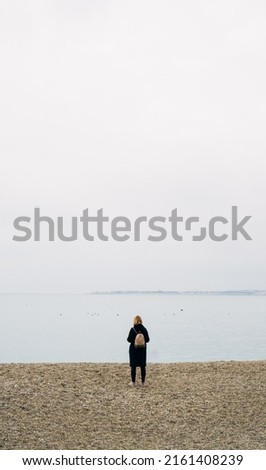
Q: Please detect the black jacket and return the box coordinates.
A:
[127,324,150,367]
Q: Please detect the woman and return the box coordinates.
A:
[127,315,150,386]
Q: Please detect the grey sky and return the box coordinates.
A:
[0,0,265,292]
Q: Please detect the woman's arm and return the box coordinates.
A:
[144,327,150,343]
[127,328,134,343]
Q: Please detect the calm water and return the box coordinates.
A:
[1,294,265,363]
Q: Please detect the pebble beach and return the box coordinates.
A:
[1,361,265,450]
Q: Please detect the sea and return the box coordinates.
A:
[1,292,265,363]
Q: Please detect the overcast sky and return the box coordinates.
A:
[0,0,265,292]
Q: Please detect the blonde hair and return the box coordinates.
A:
[133,315,142,325]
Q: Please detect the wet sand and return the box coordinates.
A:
[1,361,265,449]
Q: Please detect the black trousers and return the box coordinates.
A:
[131,365,146,383]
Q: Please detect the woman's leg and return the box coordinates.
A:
[131,366,136,383]
[140,366,146,383]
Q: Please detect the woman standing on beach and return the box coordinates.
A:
[127,315,150,386]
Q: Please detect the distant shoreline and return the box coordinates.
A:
[91,290,266,296]
[0,290,265,296]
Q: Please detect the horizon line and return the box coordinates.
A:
[0,289,266,295]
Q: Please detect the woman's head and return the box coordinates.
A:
[133,315,142,325]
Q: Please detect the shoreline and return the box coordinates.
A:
[1,361,265,450]
[1,358,265,364]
